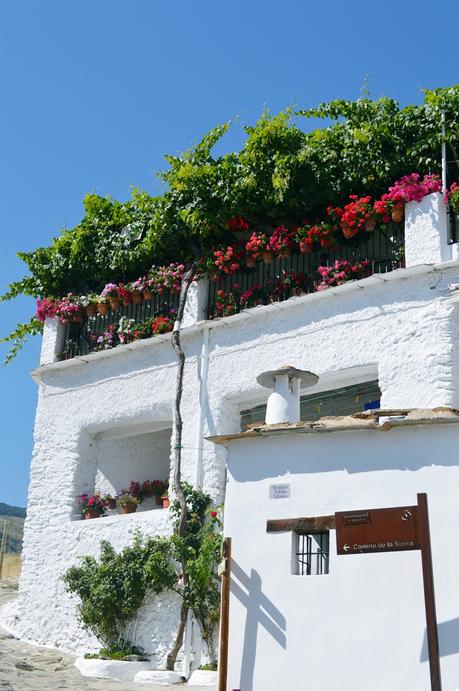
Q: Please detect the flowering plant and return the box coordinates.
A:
[100,283,119,299]
[117,284,133,303]
[445,182,459,212]
[245,232,270,261]
[328,195,378,239]
[151,316,174,335]
[55,294,84,322]
[117,490,140,508]
[36,297,58,322]
[316,259,371,290]
[79,493,106,516]
[269,270,309,297]
[295,222,335,251]
[130,278,145,296]
[150,263,185,293]
[141,480,168,497]
[95,324,116,350]
[240,284,264,309]
[383,173,442,204]
[227,215,249,232]
[267,226,294,255]
[215,286,240,316]
[213,246,241,275]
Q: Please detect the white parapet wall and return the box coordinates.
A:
[405,192,451,266]
[10,250,459,672]
[40,317,66,365]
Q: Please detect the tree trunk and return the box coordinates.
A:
[166,264,197,671]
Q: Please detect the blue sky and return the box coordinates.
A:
[1,0,458,506]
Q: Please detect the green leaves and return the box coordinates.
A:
[4,85,459,362]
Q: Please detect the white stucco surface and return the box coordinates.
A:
[8,200,459,675]
[222,422,459,691]
[405,192,449,266]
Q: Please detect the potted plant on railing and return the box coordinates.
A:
[328,195,379,240]
[100,283,120,310]
[245,232,271,266]
[268,226,294,258]
[130,280,144,305]
[117,490,140,514]
[118,284,133,306]
[82,293,99,317]
[96,295,109,316]
[380,172,442,223]
[212,247,241,276]
[79,493,106,519]
[56,294,85,323]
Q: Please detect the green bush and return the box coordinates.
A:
[63,534,176,653]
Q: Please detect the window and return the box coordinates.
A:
[292,532,329,576]
[241,380,381,430]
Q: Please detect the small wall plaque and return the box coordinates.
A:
[269,484,291,500]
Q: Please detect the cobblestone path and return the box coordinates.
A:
[0,580,208,691]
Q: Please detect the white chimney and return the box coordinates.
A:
[256,365,319,425]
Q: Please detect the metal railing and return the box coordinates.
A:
[207,223,404,318]
[61,292,179,361]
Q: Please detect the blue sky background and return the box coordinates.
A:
[1,0,458,506]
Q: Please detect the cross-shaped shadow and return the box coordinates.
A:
[231,559,286,691]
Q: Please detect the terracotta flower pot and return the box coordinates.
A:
[86,304,97,317]
[143,290,153,301]
[245,257,256,268]
[110,298,121,311]
[262,251,273,264]
[132,293,143,305]
[97,303,109,316]
[364,218,377,232]
[391,204,404,223]
[122,298,132,306]
[162,497,170,509]
[299,240,314,254]
[84,510,101,520]
[72,311,84,323]
[121,502,138,514]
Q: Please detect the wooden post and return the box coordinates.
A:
[417,493,442,691]
[218,537,232,691]
[0,520,8,579]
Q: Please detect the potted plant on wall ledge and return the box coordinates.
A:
[117,490,140,514]
[446,182,459,225]
[161,489,170,509]
[79,493,106,520]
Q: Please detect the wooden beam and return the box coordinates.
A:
[266,515,335,534]
[217,537,232,691]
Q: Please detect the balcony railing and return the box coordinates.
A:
[207,223,404,319]
[61,292,179,361]
[59,223,403,361]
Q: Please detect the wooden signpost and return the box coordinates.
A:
[335,493,441,691]
[217,537,232,691]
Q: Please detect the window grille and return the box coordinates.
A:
[293,532,329,576]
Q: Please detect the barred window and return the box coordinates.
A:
[293,532,329,576]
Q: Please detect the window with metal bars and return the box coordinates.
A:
[292,532,329,576]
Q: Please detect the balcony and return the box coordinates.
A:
[59,222,403,361]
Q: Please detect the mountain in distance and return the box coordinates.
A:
[0,502,26,554]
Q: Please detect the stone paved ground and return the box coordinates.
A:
[0,580,209,691]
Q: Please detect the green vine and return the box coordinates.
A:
[4,85,459,361]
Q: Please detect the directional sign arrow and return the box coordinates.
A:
[343,544,351,552]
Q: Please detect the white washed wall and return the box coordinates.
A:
[223,423,459,691]
[6,258,459,670]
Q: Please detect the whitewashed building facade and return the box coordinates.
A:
[3,192,459,683]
